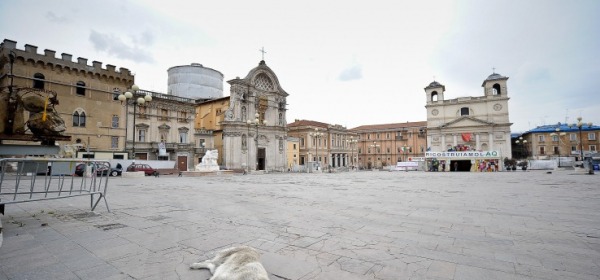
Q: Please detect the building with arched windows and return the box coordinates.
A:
[0,39,134,157]
[424,72,513,171]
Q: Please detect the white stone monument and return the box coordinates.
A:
[195,150,220,172]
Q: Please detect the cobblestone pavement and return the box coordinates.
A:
[1,170,599,280]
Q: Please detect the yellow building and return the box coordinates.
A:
[286,136,300,171]
[515,121,599,161]
[194,97,229,166]
[0,39,133,157]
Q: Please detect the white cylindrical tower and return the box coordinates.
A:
[167,63,224,99]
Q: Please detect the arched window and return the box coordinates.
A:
[431,91,438,102]
[254,73,274,91]
[492,83,501,95]
[33,73,45,89]
[72,110,86,127]
[76,81,86,96]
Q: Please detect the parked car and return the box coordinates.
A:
[75,163,122,177]
[126,163,158,176]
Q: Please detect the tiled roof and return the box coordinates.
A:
[350,121,427,131]
[525,122,599,133]
[287,119,331,129]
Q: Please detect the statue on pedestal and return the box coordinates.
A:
[195,149,220,172]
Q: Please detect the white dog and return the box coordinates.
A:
[190,246,269,280]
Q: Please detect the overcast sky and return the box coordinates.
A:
[1,0,599,132]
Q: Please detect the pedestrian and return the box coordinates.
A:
[453,161,458,172]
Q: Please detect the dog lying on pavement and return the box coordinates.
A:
[190,246,269,280]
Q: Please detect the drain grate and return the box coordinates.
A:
[70,212,99,220]
[94,223,127,231]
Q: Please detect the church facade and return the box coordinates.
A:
[220,60,288,172]
[424,73,513,171]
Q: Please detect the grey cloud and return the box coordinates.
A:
[139,31,154,46]
[46,12,68,23]
[339,65,362,81]
[89,30,155,63]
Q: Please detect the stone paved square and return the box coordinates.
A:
[1,170,599,279]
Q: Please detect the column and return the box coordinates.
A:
[453,134,458,146]
[489,132,494,151]
[475,133,480,150]
[441,134,446,151]
[427,135,432,151]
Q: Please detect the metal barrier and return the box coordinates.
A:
[0,158,111,214]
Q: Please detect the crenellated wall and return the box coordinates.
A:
[1,39,133,85]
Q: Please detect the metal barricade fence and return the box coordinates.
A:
[0,158,111,214]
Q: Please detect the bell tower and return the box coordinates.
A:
[424,80,445,104]
[482,72,509,97]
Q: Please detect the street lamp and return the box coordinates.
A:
[118,85,151,162]
[370,141,380,169]
[515,136,528,158]
[246,113,267,172]
[310,128,324,171]
[550,128,566,167]
[573,117,593,163]
[346,136,358,170]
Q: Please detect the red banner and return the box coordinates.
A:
[461,133,472,142]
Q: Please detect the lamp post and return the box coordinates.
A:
[246,113,267,171]
[5,51,17,134]
[550,128,566,167]
[370,141,380,169]
[310,128,323,171]
[515,136,528,158]
[574,117,593,163]
[346,136,358,170]
[246,121,250,174]
[118,85,151,163]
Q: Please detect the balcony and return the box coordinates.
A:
[150,142,193,150]
[194,147,207,154]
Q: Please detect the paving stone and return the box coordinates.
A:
[1,171,599,279]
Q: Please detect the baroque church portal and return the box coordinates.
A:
[221,60,288,172]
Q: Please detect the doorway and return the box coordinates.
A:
[177,156,187,171]
[257,148,265,170]
[451,160,472,172]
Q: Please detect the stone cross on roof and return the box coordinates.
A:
[259,47,267,61]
